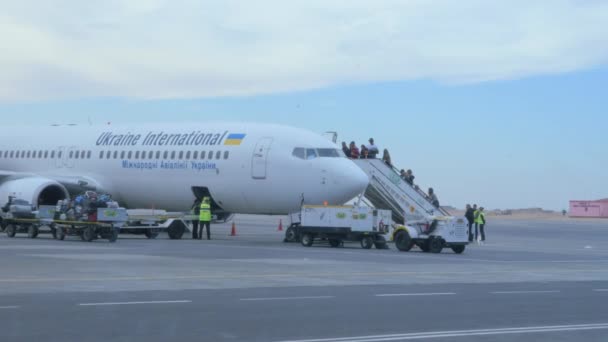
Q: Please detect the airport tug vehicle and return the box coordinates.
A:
[288,205,392,249]
[391,217,469,254]
[0,198,50,238]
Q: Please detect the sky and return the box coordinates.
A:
[1,0,607,210]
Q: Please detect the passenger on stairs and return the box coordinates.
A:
[400,169,408,181]
[382,149,392,167]
[361,145,370,159]
[342,142,352,158]
[428,188,440,208]
[406,169,415,185]
[349,142,360,159]
[366,138,379,158]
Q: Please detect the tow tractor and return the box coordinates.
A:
[391,217,468,254]
[287,205,392,250]
[1,198,52,238]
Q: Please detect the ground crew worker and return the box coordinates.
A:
[477,207,486,242]
[199,197,212,240]
[191,200,201,239]
[474,206,486,242]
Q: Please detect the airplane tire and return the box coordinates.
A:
[168,221,186,240]
[429,238,444,254]
[451,245,466,254]
[6,224,16,238]
[360,236,374,250]
[301,234,314,247]
[395,231,414,252]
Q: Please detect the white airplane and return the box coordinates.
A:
[0,122,369,218]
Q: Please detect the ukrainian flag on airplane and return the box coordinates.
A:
[224,133,246,146]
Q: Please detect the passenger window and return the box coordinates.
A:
[148,151,154,159]
[10,151,14,158]
[113,151,118,159]
[224,151,229,160]
[121,151,126,159]
[44,151,49,159]
[163,151,169,159]
[81,151,85,159]
[216,151,221,159]
[130,151,134,159]
[107,151,111,159]
[193,151,198,159]
[292,148,305,159]
[141,151,146,159]
[51,151,55,159]
[0,151,3,158]
[208,151,213,160]
[200,151,206,159]
[99,151,104,159]
[156,151,161,159]
[87,151,91,159]
[186,151,191,159]
[68,151,73,159]
[4,151,8,158]
[75,151,80,159]
[179,151,184,159]
[171,151,176,159]
[39,151,43,158]
[27,151,32,159]
[58,151,63,159]
[306,149,318,160]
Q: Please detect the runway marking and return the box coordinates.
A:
[593,289,608,292]
[0,306,20,309]
[240,296,334,302]
[375,293,456,297]
[79,300,192,307]
[275,323,608,342]
[491,290,561,295]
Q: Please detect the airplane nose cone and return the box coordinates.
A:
[342,161,370,199]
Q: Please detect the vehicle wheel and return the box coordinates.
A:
[0,218,6,232]
[56,227,66,241]
[451,245,466,254]
[360,236,374,250]
[329,239,341,248]
[395,231,414,252]
[82,226,96,242]
[50,226,57,239]
[301,233,314,247]
[144,229,159,239]
[429,238,444,254]
[284,226,298,243]
[5,224,16,238]
[108,228,119,243]
[27,225,39,239]
[374,235,388,250]
[418,241,430,253]
[168,221,186,240]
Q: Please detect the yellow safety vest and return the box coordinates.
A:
[475,211,485,224]
[199,202,211,222]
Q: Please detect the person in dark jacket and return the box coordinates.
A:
[341,142,351,158]
[191,200,201,239]
[406,169,415,185]
[465,204,475,242]
[428,188,440,208]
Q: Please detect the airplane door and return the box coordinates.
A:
[251,138,273,180]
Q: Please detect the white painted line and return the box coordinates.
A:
[79,300,192,307]
[0,306,20,309]
[491,290,561,295]
[274,323,608,342]
[375,293,456,297]
[240,296,334,302]
[593,289,608,292]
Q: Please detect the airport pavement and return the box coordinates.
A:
[1,216,608,341]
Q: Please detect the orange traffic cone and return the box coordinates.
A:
[230,222,237,236]
[278,219,284,232]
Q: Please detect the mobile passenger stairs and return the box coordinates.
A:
[353,158,469,254]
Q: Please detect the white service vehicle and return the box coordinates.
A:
[391,217,468,254]
[289,205,392,250]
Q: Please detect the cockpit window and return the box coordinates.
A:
[292,148,305,159]
[317,148,341,158]
[306,149,318,160]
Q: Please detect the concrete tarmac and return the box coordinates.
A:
[1,216,608,341]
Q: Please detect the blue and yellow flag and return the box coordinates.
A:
[224,133,246,146]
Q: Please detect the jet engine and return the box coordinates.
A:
[0,177,70,207]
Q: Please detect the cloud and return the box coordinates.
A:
[1,0,607,101]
